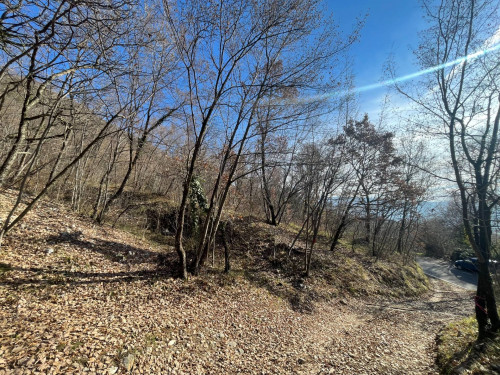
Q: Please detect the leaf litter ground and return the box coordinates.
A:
[0,194,474,374]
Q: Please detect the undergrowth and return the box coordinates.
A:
[436,315,500,374]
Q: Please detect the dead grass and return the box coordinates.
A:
[221,216,430,313]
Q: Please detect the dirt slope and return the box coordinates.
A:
[0,195,473,374]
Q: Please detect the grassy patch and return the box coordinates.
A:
[436,315,500,374]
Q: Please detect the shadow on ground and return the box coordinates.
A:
[0,230,181,286]
[46,230,160,265]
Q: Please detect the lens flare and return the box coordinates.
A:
[357,42,500,93]
[289,42,500,104]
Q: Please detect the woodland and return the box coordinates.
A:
[0,0,500,370]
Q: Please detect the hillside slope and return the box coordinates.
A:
[0,193,473,374]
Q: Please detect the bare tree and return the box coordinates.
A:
[396,0,500,337]
[164,0,359,278]
[0,0,135,243]
[258,108,307,227]
[342,115,401,255]
[393,138,431,257]
[285,138,348,275]
[91,4,181,222]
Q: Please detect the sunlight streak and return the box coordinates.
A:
[290,42,500,104]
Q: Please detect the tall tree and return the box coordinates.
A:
[164,0,359,278]
[397,0,500,338]
[393,138,431,257]
[92,4,181,222]
[343,115,401,256]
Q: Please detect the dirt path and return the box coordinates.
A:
[295,279,473,375]
[0,272,473,375]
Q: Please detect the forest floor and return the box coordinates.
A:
[0,191,477,374]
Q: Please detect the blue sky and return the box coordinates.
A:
[326,0,426,117]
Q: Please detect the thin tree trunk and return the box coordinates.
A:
[396,201,408,254]
[330,188,359,251]
[0,47,38,188]
[222,221,231,273]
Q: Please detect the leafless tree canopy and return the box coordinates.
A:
[3,1,497,341]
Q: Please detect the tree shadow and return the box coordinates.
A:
[437,338,477,374]
[0,230,181,287]
[450,267,478,284]
[0,252,180,287]
[241,265,317,314]
[45,230,160,265]
[219,217,351,313]
[235,240,320,313]
[0,266,172,286]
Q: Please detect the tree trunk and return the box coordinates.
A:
[330,219,346,252]
[396,201,408,254]
[222,221,232,273]
[364,196,371,244]
[175,178,190,280]
[476,200,499,336]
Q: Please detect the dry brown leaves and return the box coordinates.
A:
[0,194,473,374]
